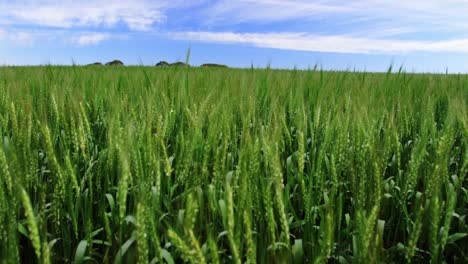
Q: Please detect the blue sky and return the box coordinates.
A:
[1,0,468,72]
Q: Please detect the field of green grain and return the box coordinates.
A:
[0,66,466,263]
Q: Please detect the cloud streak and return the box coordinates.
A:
[72,32,111,46]
[0,29,35,46]
[204,0,352,23]
[171,31,468,54]
[0,28,117,47]
[204,1,468,35]
[2,0,468,60]
[0,0,200,31]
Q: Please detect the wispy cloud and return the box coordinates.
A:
[0,28,116,47]
[171,31,468,54]
[0,29,35,46]
[204,1,468,35]
[0,0,201,31]
[3,1,467,42]
[181,1,468,54]
[72,32,111,46]
[10,32,34,45]
[204,0,352,24]
[2,0,468,65]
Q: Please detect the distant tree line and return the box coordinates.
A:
[88,60,228,68]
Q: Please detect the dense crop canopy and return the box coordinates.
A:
[0,66,466,263]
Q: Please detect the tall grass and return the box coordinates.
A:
[0,66,466,263]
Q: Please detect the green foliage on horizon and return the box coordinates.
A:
[0,66,466,263]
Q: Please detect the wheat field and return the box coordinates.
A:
[0,65,466,263]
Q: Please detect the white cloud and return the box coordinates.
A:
[0,29,34,46]
[205,1,468,34]
[0,0,200,31]
[1,0,467,57]
[0,28,116,46]
[170,31,468,54]
[205,0,351,23]
[10,32,34,45]
[72,32,111,46]
[205,0,350,23]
